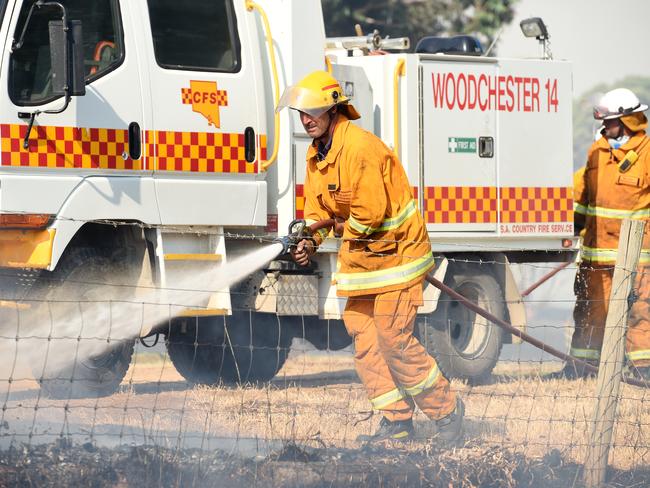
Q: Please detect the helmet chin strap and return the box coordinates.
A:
[316,107,338,147]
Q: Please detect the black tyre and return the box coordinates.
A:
[32,248,136,399]
[300,318,352,351]
[417,264,505,383]
[221,311,292,383]
[166,316,228,385]
[166,312,292,384]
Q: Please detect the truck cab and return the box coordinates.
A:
[0,0,575,398]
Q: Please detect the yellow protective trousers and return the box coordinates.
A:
[343,282,457,422]
[572,263,650,367]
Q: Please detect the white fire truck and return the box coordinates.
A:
[0,0,574,397]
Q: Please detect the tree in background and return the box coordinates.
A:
[573,76,650,170]
[322,0,517,52]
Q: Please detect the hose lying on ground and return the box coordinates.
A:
[425,273,649,389]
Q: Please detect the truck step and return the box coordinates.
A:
[163,253,223,262]
[178,308,228,317]
[0,300,31,310]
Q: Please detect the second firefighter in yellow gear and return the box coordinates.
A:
[571,88,650,377]
[278,70,462,442]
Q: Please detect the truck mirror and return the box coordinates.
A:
[69,20,85,96]
[48,20,66,96]
[48,19,85,98]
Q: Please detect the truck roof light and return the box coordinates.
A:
[520,17,548,41]
[0,213,52,229]
[415,35,483,56]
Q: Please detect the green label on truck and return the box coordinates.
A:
[448,137,477,153]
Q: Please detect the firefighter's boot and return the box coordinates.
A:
[631,365,650,382]
[435,397,464,445]
[357,417,414,443]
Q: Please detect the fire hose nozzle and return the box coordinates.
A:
[273,218,336,257]
[274,234,294,256]
[274,219,312,256]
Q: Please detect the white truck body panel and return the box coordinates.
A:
[0,0,574,323]
[315,53,573,246]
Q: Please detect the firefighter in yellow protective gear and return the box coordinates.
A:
[277,70,463,443]
[573,167,586,239]
[569,88,650,379]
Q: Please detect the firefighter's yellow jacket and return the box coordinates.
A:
[574,131,650,264]
[304,114,433,297]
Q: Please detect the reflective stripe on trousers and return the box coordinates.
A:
[581,246,650,264]
[570,348,650,363]
[370,363,442,410]
[627,350,650,362]
[570,347,600,361]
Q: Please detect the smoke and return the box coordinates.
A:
[0,243,283,392]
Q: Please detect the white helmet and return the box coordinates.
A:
[593,88,648,120]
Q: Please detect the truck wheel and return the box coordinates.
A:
[32,248,135,398]
[220,312,292,383]
[166,317,227,385]
[37,341,135,399]
[417,264,505,384]
[301,318,352,351]
[167,312,292,384]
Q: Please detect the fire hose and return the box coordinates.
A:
[425,273,648,388]
[275,218,648,388]
[274,218,336,255]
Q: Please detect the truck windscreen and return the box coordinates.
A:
[0,1,6,25]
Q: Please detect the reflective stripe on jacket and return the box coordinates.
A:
[303,115,433,297]
[575,132,650,264]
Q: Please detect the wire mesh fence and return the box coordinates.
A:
[1,249,650,487]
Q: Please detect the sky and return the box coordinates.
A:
[497,0,650,97]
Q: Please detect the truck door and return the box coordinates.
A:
[420,58,498,233]
[0,1,8,66]
[0,0,147,175]
[138,0,267,226]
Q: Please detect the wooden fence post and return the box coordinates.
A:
[584,219,645,487]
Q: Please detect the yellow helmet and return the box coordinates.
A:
[277,70,360,120]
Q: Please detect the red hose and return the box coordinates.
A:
[425,273,648,388]
[521,261,572,297]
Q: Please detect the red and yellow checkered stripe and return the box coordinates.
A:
[423,186,572,224]
[294,184,572,225]
[424,186,498,224]
[0,123,139,169]
[146,130,265,173]
[1,123,266,174]
[296,184,306,219]
[424,186,571,224]
[500,186,572,223]
[181,88,192,104]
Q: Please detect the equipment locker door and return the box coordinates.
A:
[496,59,573,238]
[0,0,148,184]
[139,0,267,226]
[420,58,498,233]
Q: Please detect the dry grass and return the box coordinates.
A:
[1,347,649,485]
[0,351,650,488]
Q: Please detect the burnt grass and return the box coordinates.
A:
[0,439,648,488]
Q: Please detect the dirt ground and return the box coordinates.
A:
[1,344,650,487]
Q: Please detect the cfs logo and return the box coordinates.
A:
[181,80,228,127]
